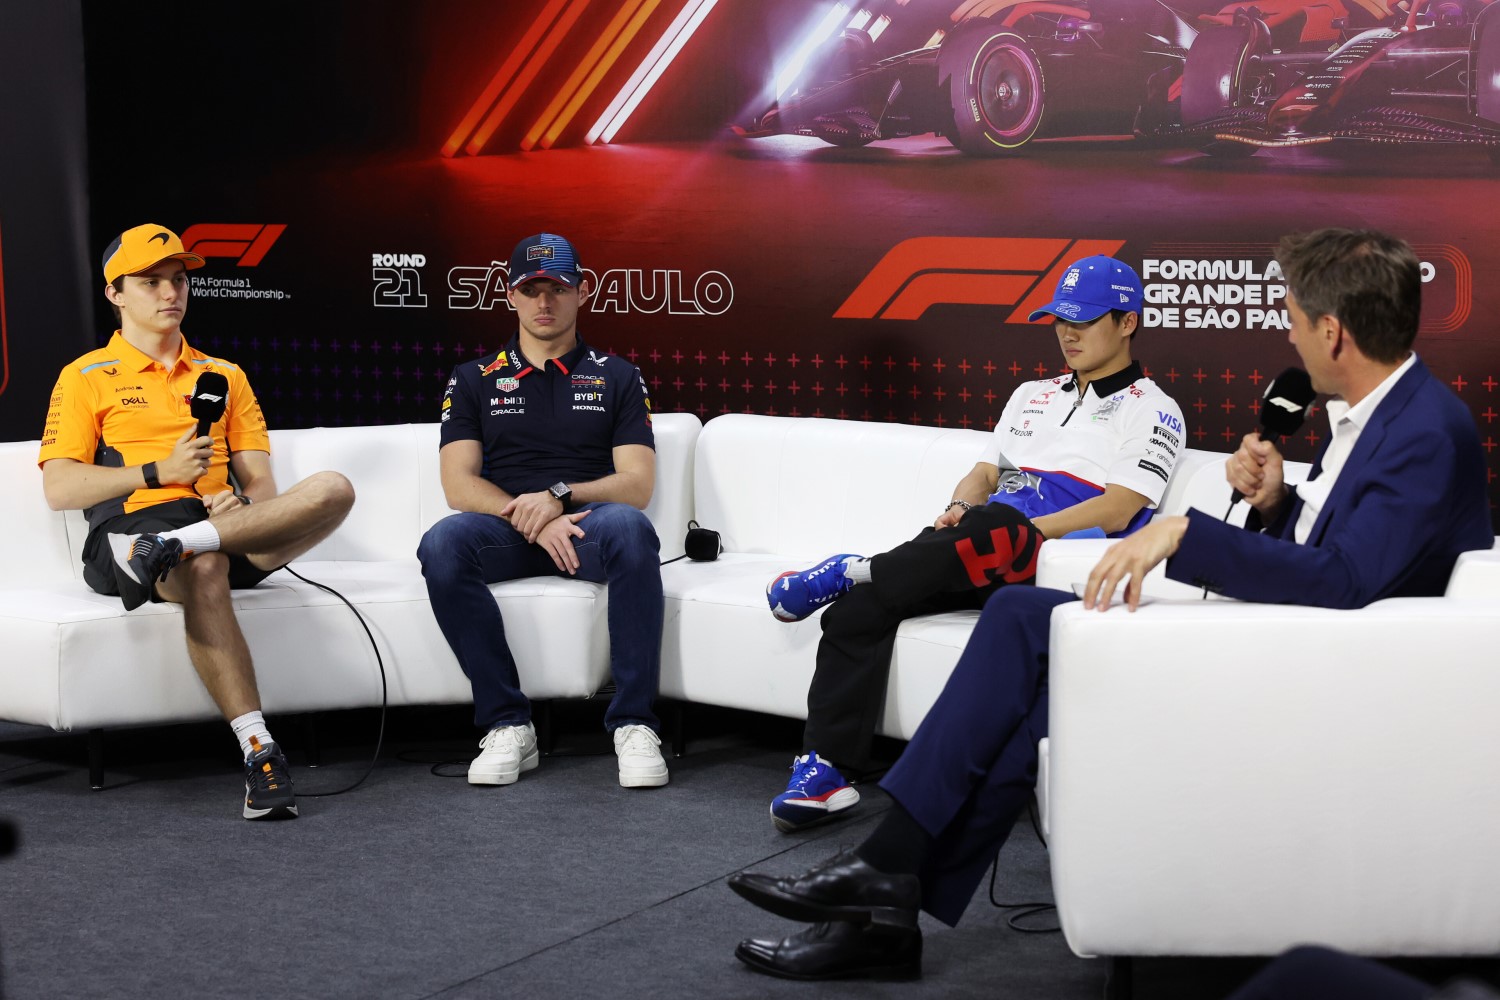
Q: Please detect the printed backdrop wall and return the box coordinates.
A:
[3,0,1498,518]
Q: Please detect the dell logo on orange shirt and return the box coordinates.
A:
[180,224,287,267]
[836,237,1127,323]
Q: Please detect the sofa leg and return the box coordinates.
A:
[536,700,555,756]
[302,714,322,768]
[670,701,687,758]
[1107,956,1133,1000]
[87,729,104,790]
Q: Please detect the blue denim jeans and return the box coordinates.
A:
[417,503,663,733]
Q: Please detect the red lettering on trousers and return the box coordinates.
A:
[955,525,1042,588]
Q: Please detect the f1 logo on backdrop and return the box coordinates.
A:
[835,238,1126,323]
[179,224,286,266]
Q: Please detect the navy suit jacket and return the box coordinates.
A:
[1167,357,1492,608]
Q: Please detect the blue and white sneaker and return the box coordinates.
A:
[770,753,861,832]
[767,554,862,623]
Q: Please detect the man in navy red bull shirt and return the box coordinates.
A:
[417,234,668,791]
[762,256,1187,833]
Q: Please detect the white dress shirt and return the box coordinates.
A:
[1293,353,1417,544]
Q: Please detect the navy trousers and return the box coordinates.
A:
[417,503,663,733]
[880,585,1075,926]
[1226,947,1432,1000]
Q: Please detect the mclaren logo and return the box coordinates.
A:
[835,237,1126,323]
[149,232,171,245]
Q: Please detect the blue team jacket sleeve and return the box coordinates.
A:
[1165,369,1489,608]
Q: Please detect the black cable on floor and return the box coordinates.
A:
[987,797,1060,933]
[280,565,387,797]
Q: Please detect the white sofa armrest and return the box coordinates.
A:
[1444,544,1500,597]
[1036,538,1226,601]
[1046,597,1500,958]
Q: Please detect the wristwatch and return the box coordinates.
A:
[548,482,573,510]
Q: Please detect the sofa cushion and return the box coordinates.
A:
[660,556,975,741]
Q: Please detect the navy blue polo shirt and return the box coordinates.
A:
[439,335,654,496]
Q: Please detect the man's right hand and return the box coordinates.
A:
[158,427,213,486]
[1226,432,1289,518]
[537,510,591,572]
[933,505,965,530]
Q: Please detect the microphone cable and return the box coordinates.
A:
[279,565,388,797]
[986,796,1060,933]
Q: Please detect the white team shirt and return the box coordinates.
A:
[986,363,1186,535]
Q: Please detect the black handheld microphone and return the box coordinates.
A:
[189,372,229,439]
[1227,367,1317,509]
[1257,367,1316,441]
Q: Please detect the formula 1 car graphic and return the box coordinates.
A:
[736,0,1500,158]
[1177,0,1500,157]
[734,0,1198,155]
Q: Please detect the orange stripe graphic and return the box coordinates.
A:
[468,0,594,155]
[443,0,572,157]
[525,0,660,151]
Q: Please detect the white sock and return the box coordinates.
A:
[159,520,221,555]
[230,711,274,757]
[844,557,872,585]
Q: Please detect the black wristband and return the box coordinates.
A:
[142,461,161,489]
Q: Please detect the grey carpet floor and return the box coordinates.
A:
[0,708,1486,1000]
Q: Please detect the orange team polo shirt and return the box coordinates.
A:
[38,331,269,523]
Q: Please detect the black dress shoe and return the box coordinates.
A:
[736,921,922,981]
[727,849,920,928]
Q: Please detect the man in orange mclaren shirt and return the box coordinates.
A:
[38,223,355,820]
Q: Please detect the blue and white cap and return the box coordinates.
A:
[1028,256,1143,324]
[508,233,583,289]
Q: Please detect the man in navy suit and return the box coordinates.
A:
[726,228,1493,981]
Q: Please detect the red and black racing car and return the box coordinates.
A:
[735,0,1196,155]
[735,0,1500,159]
[1177,0,1500,158]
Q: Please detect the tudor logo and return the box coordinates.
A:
[835,237,1127,323]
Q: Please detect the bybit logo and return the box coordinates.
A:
[836,238,1126,323]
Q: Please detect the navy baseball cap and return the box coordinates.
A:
[1028,256,1144,323]
[508,233,583,289]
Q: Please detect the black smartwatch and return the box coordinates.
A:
[548,482,572,511]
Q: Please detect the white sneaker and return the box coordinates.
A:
[468,723,540,786]
[613,724,669,788]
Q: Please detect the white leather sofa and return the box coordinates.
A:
[1035,504,1500,960]
[658,414,999,740]
[656,416,1277,742]
[6,409,1498,963]
[0,415,700,773]
[0,411,1287,756]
